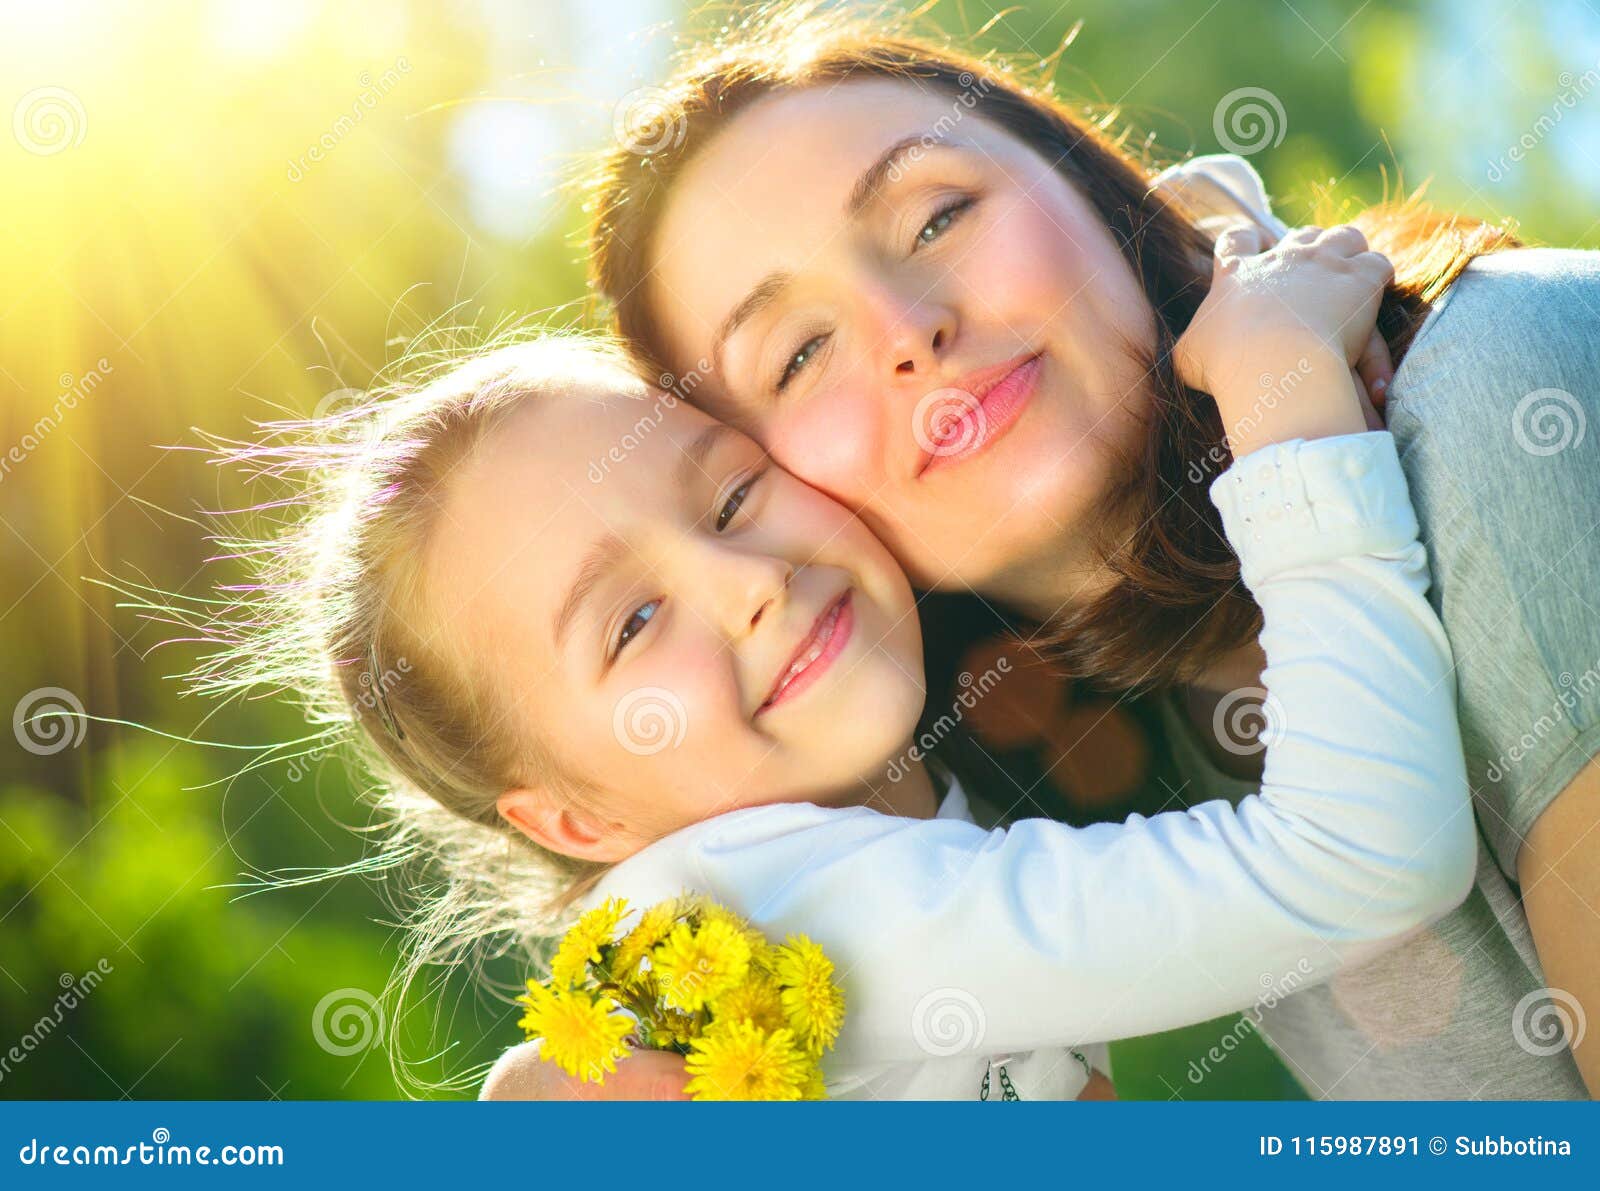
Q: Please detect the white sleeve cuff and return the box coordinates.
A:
[1209,432,1419,589]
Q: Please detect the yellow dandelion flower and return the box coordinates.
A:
[798,1060,829,1101]
[611,897,684,983]
[748,941,781,975]
[652,917,751,1013]
[515,982,632,1084]
[700,902,770,957]
[649,1007,703,1049]
[709,969,787,1035]
[684,1020,812,1101]
[772,935,845,1056]
[549,897,628,988]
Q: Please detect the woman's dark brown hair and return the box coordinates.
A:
[586,2,1517,691]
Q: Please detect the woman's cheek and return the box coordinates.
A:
[976,191,1105,312]
[767,383,883,503]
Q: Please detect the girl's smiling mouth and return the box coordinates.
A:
[757,590,855,714]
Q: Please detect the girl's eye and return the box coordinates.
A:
[614,598,660,657]
[777,334,827,393]
[914,196,974,250]
[716,471,763,532]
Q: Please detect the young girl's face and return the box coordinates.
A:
[427,369,928,856]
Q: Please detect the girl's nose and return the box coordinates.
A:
[693,540,793,638]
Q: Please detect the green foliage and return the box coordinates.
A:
[0,740,508,1099]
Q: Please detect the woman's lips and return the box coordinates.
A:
[916,353,1042,476]
[756,590,854,715]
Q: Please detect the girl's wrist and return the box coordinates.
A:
[1219,347,1365,459]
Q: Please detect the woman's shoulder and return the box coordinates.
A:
[1388,247,1600,440]
[1400,248,1600,381]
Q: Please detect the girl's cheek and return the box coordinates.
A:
[638,639,740,739]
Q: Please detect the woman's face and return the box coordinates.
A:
[648,78,1158,602]
[427,366,927,855]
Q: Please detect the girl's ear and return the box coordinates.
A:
[496,787,640,864]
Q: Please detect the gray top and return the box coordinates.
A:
[1156,247,1598,1099]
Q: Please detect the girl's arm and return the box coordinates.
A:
[617,428,1474,1062]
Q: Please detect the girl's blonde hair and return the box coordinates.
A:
[180,328,638,1095]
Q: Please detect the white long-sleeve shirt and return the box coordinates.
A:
[560,432,1477,1100]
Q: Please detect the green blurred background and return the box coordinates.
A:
[3,0,1597,1100]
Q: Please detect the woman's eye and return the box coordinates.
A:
[614,598,660,656]
[716,471,763,532]
[914,196,974,249]
[777,334,826,392]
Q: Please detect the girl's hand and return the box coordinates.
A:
[1174,223,1396,460]
[480,1042,690,1101]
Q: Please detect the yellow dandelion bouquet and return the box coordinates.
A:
[516,895,846,1100]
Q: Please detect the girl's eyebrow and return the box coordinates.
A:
[554,532,627,646]
[552,425,734,646]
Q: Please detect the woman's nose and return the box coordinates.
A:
[859,278,955,379]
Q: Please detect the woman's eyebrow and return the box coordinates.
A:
[845,133,936,216]
[709,133,946,371]
[712,271,791,372]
